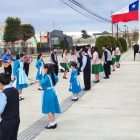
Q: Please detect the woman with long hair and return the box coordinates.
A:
[13,52,28,100]
[92,47,104,83]
[111,47,116,71]
[70,49,77,64]
[36,53,44,90]
[115,46,121,68]
[41,63,61,129]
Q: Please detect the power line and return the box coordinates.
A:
[60,0,122,32]
[60,0,106,22]
[68,0,111,22]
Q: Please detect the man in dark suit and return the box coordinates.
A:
[81,48,91,91]
[50,47,59,76]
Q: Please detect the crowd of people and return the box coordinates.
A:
[0,45,121,140]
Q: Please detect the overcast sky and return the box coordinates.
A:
[0,0,139,33]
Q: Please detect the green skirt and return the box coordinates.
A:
[92,64,104,74]
[115,55,121,62]
[69,61,74,67]
[112,58,116,65]
[60,63,69,71]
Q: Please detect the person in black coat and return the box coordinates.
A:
[102,45,111,79]
[81,48,91,91]
[0,73,20,140]
[133,44,139,61]
[50,47,59,76]
[77,48,83,74]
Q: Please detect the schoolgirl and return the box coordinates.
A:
[13,53,28,100]
[69,62,81,101]
[36,53,44,90]
[41,63,61,129]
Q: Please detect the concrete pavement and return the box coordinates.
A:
[32,50,140,140]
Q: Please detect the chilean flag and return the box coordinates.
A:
[112,0,139,23]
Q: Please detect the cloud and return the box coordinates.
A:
[0,0,138,32]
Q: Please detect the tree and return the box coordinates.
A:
[21,24,35,51]
[118,37,127,52]
[81,30,91,39]
[60,37,70,52]
[21,24,35,42]
[95,36,112,57]
[4,17,22,52]
[132,31,139,43]
[107,36,117,48]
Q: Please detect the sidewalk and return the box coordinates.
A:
[33,50,140,140]
[17,49,140,140]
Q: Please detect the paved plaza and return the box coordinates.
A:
[1,49,140,140]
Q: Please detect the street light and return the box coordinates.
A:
[124,25,128,41]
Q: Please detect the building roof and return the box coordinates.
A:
[93,31,111,36]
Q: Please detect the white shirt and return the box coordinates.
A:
[81,54,87,71]
[0,85,12,115]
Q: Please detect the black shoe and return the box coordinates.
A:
[63,76,67,79]
[71,98,78,101]
[45,124,57,129]
[103,77,109,79]
[83,88,90,91]
[19,96,24,101]
[93,80,99,83]
[82,88,87,91]
[38,87,42,90]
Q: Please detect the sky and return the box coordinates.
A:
[0,0,139,33]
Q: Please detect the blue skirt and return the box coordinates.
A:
[69,83,81,94]
[16,72,28,90]
[36,70,42,81]
[42,89,61,114]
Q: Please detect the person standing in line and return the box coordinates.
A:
[115,46,121,68]
[24,53,33,77]
[77,48,83,74]
[36,53,44,90]
[133,43,139,61]
[92,47,104,83]
[0,73,20,140]
[70,49,77,64]
[13,53,28,101]
[1,49,14,81]
[111,47,116,71]
[87,47,92,59]
[69,62,81,101]
[81,48,91,91]
[102,45,110,79]
[41,63,61,129]
[50,47,59,76]
[106,46,112,75]
[13,53,20,80]
[61,49,69,79]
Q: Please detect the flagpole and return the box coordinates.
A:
[116,23,119,46]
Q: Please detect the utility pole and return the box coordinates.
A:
[111,11,114,36]
[40,32,42,51]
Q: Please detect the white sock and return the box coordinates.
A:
[50,122,56,126]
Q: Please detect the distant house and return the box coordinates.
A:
[50,30,73,48]
[0,24,37,56]
[93,31,111,39]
